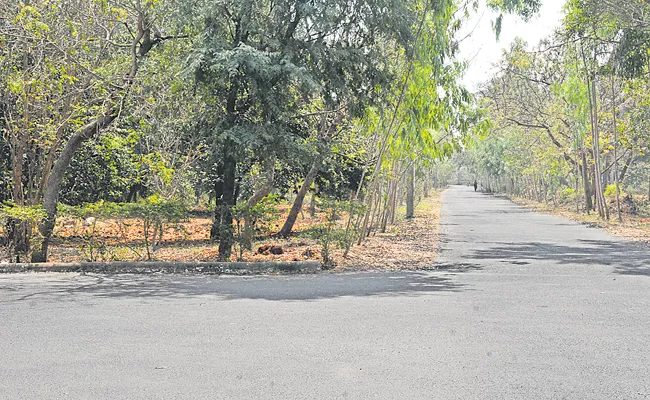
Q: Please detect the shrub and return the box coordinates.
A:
[559,187,576,203]
[312,198,366,268]
[231,195,280,261]
[604,184,625,197]
[117,195,189,260]
[0,203,46,262]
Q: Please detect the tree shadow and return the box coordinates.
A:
[430,261,484,273]
[468,239,650,276]
[482,208,531,214]
[0,270,469,303]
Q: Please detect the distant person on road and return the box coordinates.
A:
[473,180,478,192]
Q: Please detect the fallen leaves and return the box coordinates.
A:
[1,192,444,270]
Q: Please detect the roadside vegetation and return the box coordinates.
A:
[4,0,544,266]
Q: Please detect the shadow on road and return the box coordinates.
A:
[468,239,650,276]
[0,270,470,302]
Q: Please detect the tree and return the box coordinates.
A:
[191,0,436,254]
[1,0,186,261]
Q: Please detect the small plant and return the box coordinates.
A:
[119,195,189,260]
[60,196,190,261]
[232,195,280,261]
[313,198,366,268]
[59,202,116,262]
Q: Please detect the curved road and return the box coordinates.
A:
[1,185,650,399]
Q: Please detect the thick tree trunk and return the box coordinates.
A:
[217,155,237,260]
[209,173,224,242]
[406,163,415,219]
[278,155,322,237]
[213,70,240,247]
[31,114,116,262]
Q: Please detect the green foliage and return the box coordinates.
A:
[312,198,366,268]
[231,195,281,261]
[61,134,139,205]
[560,188,577,203]
[0,203,47,259]
[604,184,625,197]
[0,203,46,225]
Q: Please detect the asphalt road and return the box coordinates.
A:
[2,185,650,399]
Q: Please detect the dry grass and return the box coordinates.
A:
[335,192,443,271]
[2,192,444,270]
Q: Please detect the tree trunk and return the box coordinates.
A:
[217,154,237,260]
[611,76,622,222]
[278,155,322,237]
[423,172,429,198]
[31,114,116,262]
[309,192,317,218]
[581,151,592,214]
[246,160,275,208]
[588,76,608,220]
[210,163,226,242]
[368,189,382,236]
[240,159,275,250]
[406,163,415,219]
[575,167,580,213]
[381,176,398,232]
[619,152,634,183]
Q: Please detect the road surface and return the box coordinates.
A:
[1,185,650,399]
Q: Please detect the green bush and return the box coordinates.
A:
[311,198,366,268]
[232,195,281,261]
[559,187,576,202]
[0,203,47,261]
[604,184,625,197]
